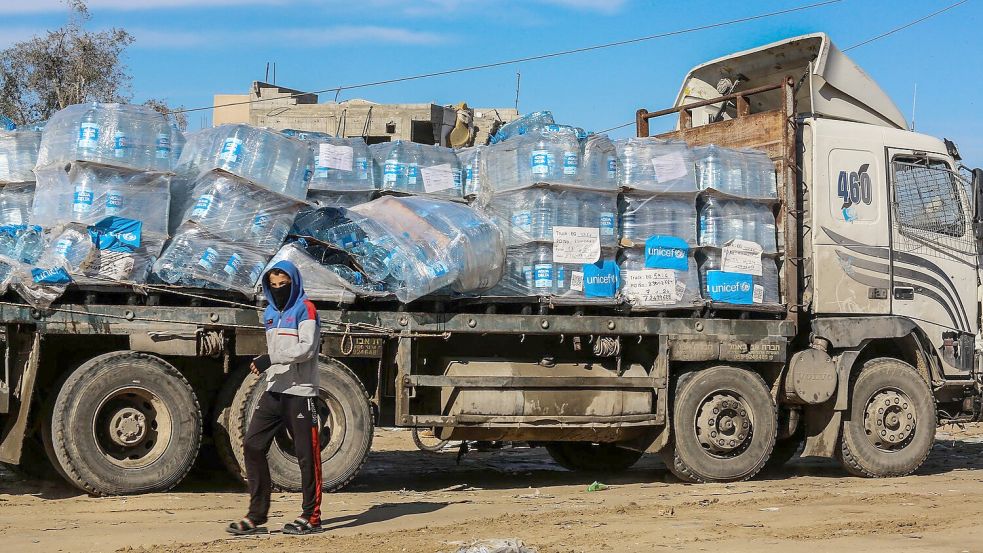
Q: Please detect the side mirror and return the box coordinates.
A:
[974,168,983,240]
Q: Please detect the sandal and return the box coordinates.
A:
[283,517,322,535]
[226,517,267,535]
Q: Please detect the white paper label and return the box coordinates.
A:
[570,270,584,292]
[552,226,600,264]
[420,163,456,193]
[675,280,687,301]
[318,143,354,171]
[651,152,688,183]
[753,284,764,304]
[721,239,764,276]
[624,269,676,307]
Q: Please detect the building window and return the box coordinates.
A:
[385,121,396,134]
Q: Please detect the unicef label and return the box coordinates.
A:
[644,235,689,271]
[531,149,550,176]
[198,247,218,271]
[219,138,243,164]
[582,260,619,298]
[562,151,578,175]
[78,122,100,149]
[705,270,753,305]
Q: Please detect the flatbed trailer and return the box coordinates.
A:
[2,33,982,494]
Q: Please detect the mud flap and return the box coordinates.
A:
[801,401,841,458]
[0,332,41,464]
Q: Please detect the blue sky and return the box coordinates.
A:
[1,0,980,166]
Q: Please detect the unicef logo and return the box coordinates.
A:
[674,249,685,259]
[740,282,751,292]
[120,232,137,242]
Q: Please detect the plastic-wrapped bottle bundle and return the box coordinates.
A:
[0,225,44,293]
[32,163,171,236]
[698,249,780,307]
[698,197,777,252]
[172,124,313,201]
[153,223,270,294]
[36,103,176,172]
[372,141,462,198]
[618,247,701,309]
[616,138,697,193]
[620,193,697,246]
[695,145,778,199]
[489,111,555,144]
[182,171,301,255]
[741,149,779,200]
[481,126,582,192]
[0,182,35,226]
[457,146,483,197]
[0,129,41,183]
[487,188,616,248]
[169,124,187,166]
[307,189,375,209]
[264,241,388,303]
[581,134,619,191]
[288,132,375,192]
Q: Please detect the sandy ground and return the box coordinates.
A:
[4,425,983,553]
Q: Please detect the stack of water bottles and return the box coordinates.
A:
[479,119,620,302]
[695,145,781,308]
[0,121,42,293]
[282,129,377,208]
[153,125,312,295]
[285,195,504,303]
[370,141,463,199]
[615,138,702,310]
[456,145,483,198]
[16,103,180,307]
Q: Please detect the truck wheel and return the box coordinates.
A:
[229,357,373,492]
[49,352,202,495]
[661,366,776,483]
[211,366,250,481]
[545,442,644,472]
[839,358,935,477]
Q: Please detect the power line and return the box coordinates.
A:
[842,0,968,51]
[597,0,971,136]
[177,0,841,115]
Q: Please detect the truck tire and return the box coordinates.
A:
[229,357,373,493]
[211,366,250,481]
[661,366,777,483]
[49,351,202,495]
[545,442,644,472]
[839,358,935,478]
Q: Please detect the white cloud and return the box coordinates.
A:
[130,25,449,49]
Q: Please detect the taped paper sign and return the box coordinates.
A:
[570,270,584,292]
[421,163,457,193]
[553,226,600,264]
[753,284,764,304]
[651,151,688,184]
[721,239,763,276]
[623,269,676,307]
[317,143,354,172]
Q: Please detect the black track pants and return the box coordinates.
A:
[244,391,322,525]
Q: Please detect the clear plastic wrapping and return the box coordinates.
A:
[32,163,171,236]
[694,145,778,200]
[581,134,619,191]
[36,103,178,172]
[370,141,463,198]
[284,132,375,192]
[456,146,483,197]
[698,249,781,308]
[483,187,618,248]
[618,247,702,310]
[264,242,388,303]
[173,124,313,201]
[0,225,44,294]
[490,244,619,301]
[489,111,555,144]
[181,171,303,255]
[0,130,41,183]
[314,196,504,302]
[307,189,375,209]
[698,196,778,253]
[615,138,697,193]
[480,127,583,193]
[619,192,698,246]
[152,223,270,295]
[0,182,35,226]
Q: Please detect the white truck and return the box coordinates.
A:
[0,32,980,493]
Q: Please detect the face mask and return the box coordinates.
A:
[270,283,292,310]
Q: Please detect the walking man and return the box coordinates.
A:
[227,260,323,536]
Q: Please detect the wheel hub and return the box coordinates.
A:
[864,390,915,449]
[696,394,751,455]
[109,407,147,446]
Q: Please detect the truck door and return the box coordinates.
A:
[887,150,978,376]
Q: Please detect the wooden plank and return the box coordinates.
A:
[655,109,785,160]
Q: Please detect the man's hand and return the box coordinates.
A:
[252,354,272,375]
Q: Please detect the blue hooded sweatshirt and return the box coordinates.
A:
[261,260,321,397]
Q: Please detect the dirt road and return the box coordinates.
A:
[4,425,983,553]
